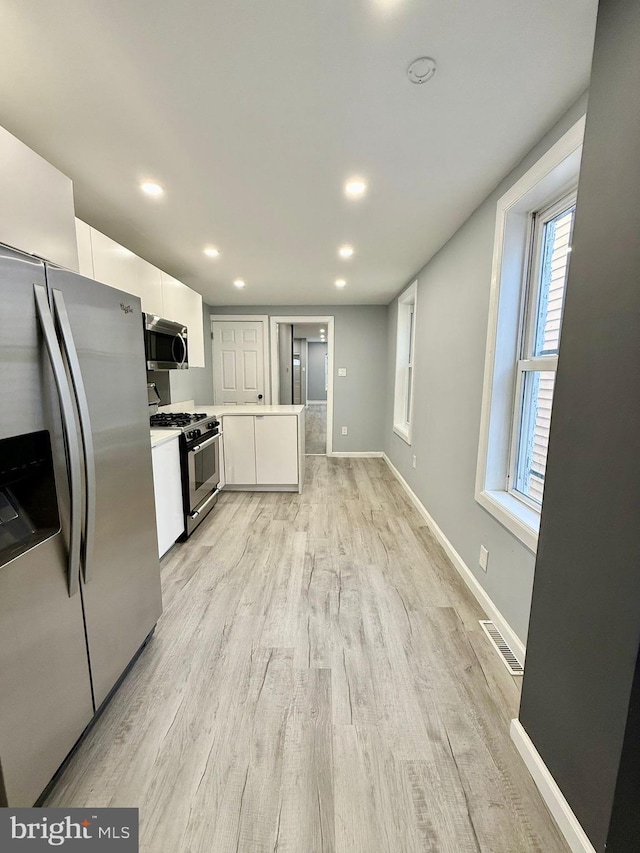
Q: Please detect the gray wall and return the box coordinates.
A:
[383,92,589,646]
[307,342,328,401]
[209,306,387,452]
[519,1,640,849]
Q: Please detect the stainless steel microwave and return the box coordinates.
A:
[143,314,188,370]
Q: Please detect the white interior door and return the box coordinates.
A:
[212,321,266,404]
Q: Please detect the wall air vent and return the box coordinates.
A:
[479,620,524,676]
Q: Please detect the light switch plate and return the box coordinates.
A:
[338,368,347,377]
[341,426,348,435]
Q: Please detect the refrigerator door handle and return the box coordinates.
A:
[33,284,82,598]
[52,288,96,584]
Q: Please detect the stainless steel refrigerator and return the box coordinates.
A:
[0,243,163,806]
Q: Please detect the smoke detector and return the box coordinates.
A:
[407,57,437,84]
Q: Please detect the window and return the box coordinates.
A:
[476,117,584,551]
[510,194,576,507]
[393,281,417,444]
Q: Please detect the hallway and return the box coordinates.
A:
[45,457,567,852]
[305,403,327,454]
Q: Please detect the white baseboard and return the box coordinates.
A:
[510,720,595,853]
[307,400,327,405]
[382,453,526,665]
[331,451,383,458]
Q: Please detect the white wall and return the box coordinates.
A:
[384,93,589,646]
[210,305,387,452]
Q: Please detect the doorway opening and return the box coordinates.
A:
[269,316,334,455]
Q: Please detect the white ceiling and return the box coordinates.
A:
[0,1,597,306]
[293,323,327,343]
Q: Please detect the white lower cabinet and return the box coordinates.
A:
[223,415,299,487]
[151,437,184,557]
[255,415,298,484]
[223,416,257,485]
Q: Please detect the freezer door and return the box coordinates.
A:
[0,246,94,806]
[46,265,163,707]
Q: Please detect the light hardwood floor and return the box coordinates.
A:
[305,403,327,454]
[46,457,568,852]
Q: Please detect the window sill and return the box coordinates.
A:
[475,489,539,552]
[393,424,412,445]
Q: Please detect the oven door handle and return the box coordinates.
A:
[189,432,222,454]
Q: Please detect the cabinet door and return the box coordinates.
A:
[161,273,205,367]
[255,416,298,485]
[137,259,164,316]
[90,227,140,294]
[0,124,78,271]
[222,416,256,484]
[151,438,185,557]
[75,218,94,278]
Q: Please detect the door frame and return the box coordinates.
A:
[269,315,334,456]
[210,314,271,404]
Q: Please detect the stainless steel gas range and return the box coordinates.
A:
[150,412,221,536]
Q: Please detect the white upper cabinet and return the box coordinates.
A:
[75,219,94,278]
[161,272,205,368]
[0,125,78,271]
[90,228,140,295]
[83,222,163,315]
[75,220,205,368]
[136,259,164,317]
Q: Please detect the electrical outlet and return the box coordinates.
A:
[479,546,489,572]
[412,455,417,469]
[338,367,347,377]
[341,426,348,435]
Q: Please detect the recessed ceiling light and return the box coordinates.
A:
[345,179,367,198]
[140,181,164,197]
[335,279,346,288]
[233,279,245,289]
[338,245,354,259]
[320,328,326,333]
[204,247,220,257]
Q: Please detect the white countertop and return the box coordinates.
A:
[194,405,305,417]
[150,405,304,448]
[157,401,304,417]
[150,429,181,449]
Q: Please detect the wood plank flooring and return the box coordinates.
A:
[305,403,327,454]
[45,457,568,852]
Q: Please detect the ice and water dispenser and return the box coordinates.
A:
[0,431,60,568]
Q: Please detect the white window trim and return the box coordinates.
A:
[475,117,585,552]
[393,281,418,445]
